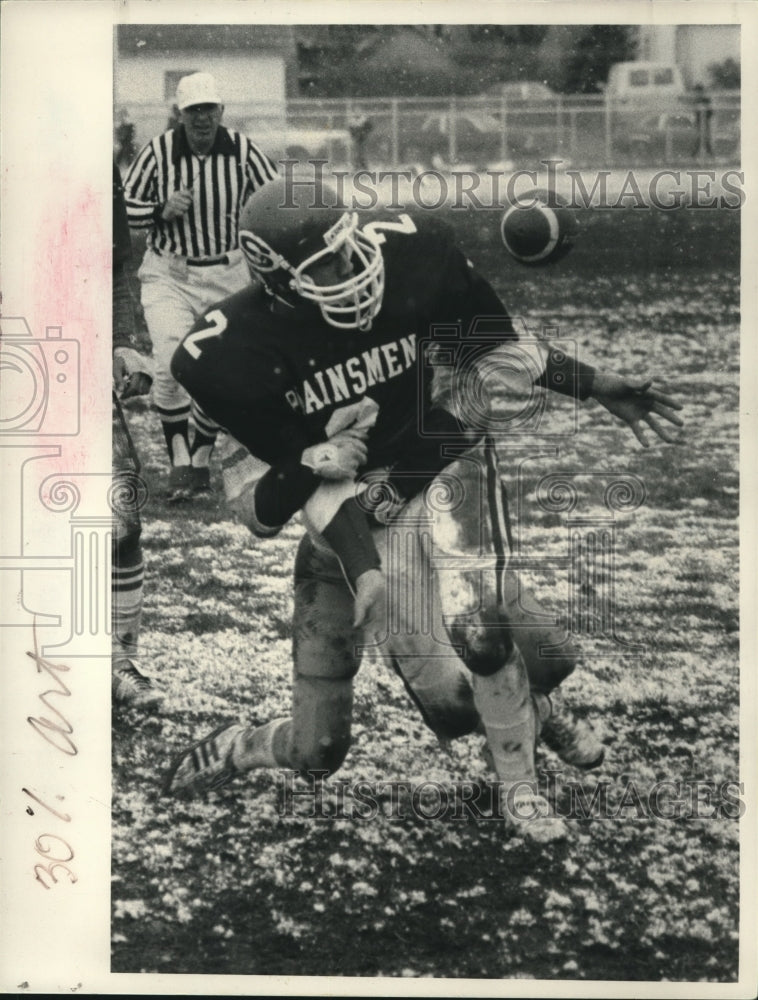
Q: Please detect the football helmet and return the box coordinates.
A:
[239,178,384,331]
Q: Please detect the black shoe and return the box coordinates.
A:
[535,692,605,770]
[166,465,194,503]
[112,659,166,709]
[191,466,212,496]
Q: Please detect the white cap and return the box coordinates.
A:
[176,72,222,110]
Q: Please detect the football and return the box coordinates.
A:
[500,187,578,265]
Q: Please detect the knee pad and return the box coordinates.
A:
[293,536,361,682]
[289,731,352,779]
[449,617,515,678]
[286,671,354,779]
[501,574,578,693]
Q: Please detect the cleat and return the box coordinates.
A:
[166,465,194,503]
[163,722,247,797]
[191,465,212,496]
[536,691,605,770]
[505,791,569,843]
[112,659,165,710]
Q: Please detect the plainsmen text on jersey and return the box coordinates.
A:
[172,213,516,469]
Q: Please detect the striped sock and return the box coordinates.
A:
[190,401,221,468]
[156,403,191,466]
[233,718,290,770]
[112,555,144,662]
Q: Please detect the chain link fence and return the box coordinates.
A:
[115,94,740,173]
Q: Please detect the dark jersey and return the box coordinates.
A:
[172,212,515,473]
[172,211,594,581]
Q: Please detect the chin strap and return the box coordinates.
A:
[265,285,297,315]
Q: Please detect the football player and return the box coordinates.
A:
[112,162,164,708]
[165,177,683,836]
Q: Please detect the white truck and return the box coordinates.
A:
[604,61,697,158]
[604,62,687,106]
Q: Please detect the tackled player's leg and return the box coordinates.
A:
[164,534,361,795]
[386,445,603,772]
[377,471,556,837]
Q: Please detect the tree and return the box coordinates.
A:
[465,25,549,46]
[707,57,740,90]
[561,26,636,93]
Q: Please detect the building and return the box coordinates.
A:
[637,25,740,88]
[115,25,297,148]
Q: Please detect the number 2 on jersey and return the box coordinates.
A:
[363,214,417,246]
[183,309,228,359]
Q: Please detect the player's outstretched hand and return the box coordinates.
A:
[113,347,154,399]
[302,432,368,480]
[353,567,387,641]
[589,372,683,447]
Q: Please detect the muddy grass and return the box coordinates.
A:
[112,206,740,981]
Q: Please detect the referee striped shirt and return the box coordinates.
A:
[123,125,278,258]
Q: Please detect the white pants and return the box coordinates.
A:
[138,248,250,413]
[220,435,560,789]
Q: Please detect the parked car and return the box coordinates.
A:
[417,108,503,164]
[616,110,698,159]
[476,81,561,160]
[482,80,556,103]
[604,61,699,159]
[247,120,352,166]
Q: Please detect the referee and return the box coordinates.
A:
[123,72,278,501]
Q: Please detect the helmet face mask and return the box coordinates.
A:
[294,214,385,331]
[239,194,385,331]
